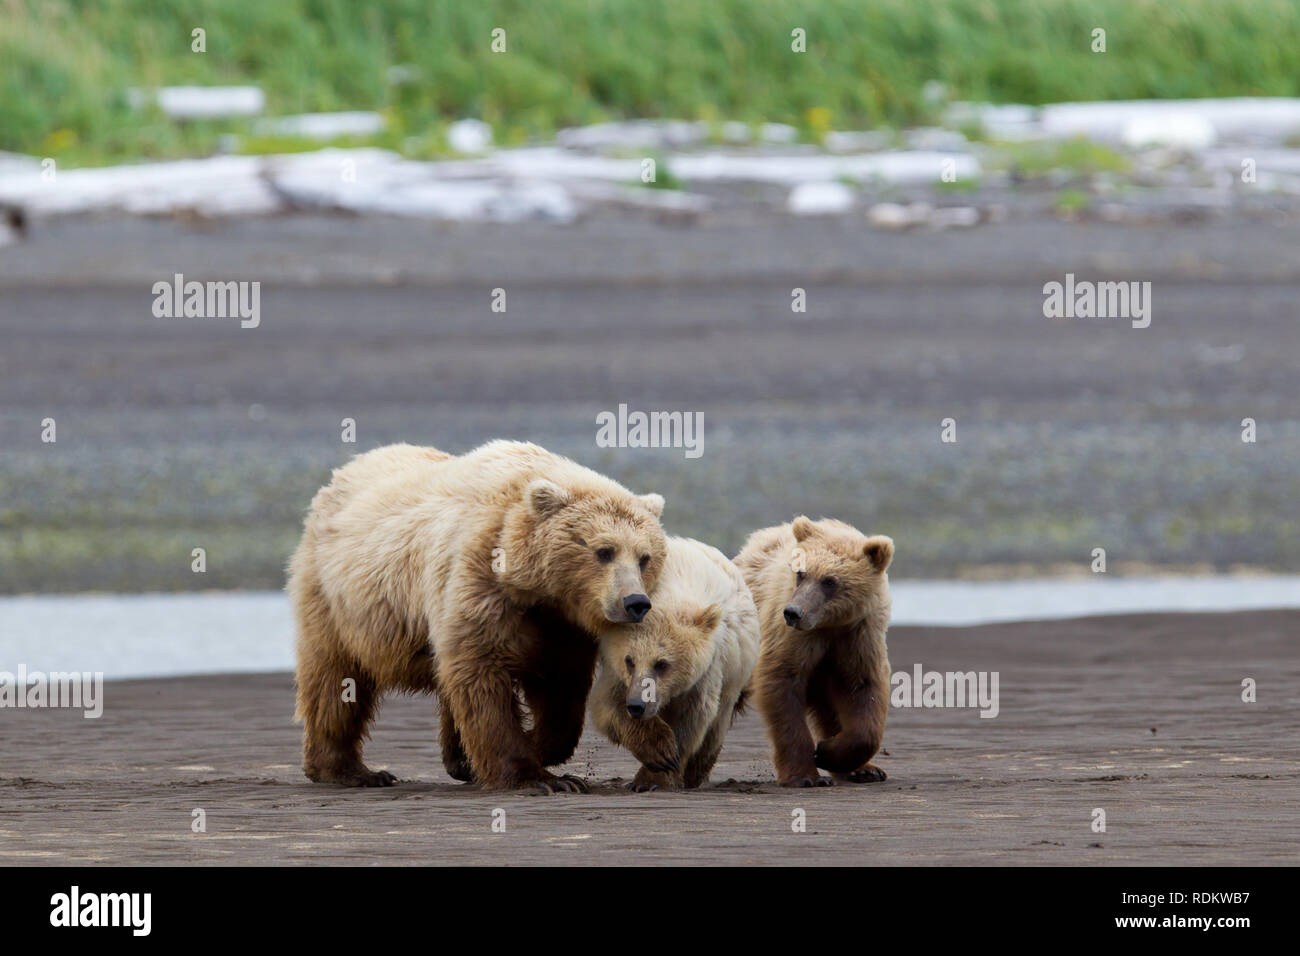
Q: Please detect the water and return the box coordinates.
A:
[0,592,292,681]
[1,577,1296,680]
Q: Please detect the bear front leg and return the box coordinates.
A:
[520,624,598,769]
[758,673,831,788]
[681,713,729,789]
[438,643,585,793]
[613,712,681,780]
[813,676,888,783]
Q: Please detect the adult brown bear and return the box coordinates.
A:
[289,441,667,791]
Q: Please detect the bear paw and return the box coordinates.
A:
[313,766,398,788]
[813,737,877,774]
[778,774,834,788]
[836,763,887,783]
[628,767,678,792]
[443,756,475,783]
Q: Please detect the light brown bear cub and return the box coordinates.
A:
[590,537,760,791]
[290,441,667,792]
[735,517,894,788]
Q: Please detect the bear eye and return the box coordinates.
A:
[595,546,615,564]
[654,660,669,673]
[639,553,650,570]
[821,576,838,592]
[795,570,806,582]
[624,655,634,672]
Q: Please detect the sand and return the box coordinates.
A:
[3,609,1296,866]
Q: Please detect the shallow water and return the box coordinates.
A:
[1,577,1296,680]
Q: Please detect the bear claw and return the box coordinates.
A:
[534,773,589,794]
[556,774,590,793]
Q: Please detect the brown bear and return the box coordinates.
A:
[289,441,667,792]
[734,517,894,788]
[589,536,760,791]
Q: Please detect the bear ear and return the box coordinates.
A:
[862,535,894,572]
[696,603,723,634]
[526,478,572,519]
[791,516,816,542]
[637,492,665,518]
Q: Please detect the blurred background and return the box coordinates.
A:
[1,1,1299,628]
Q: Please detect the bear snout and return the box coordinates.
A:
[626,686,658,718]
[624,697,655,717]
[622,593,652,622]
[783,604,804,627]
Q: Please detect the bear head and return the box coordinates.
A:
[507,477,668,634]
[604,602,722,720]
[781,516,893,632]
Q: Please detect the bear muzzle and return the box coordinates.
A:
[784,602,824,630]
[621,593,652,622]
[625,689,659,719]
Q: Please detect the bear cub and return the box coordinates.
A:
[590,536,760,791]
[735,516,894,788]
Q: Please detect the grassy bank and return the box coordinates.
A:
[4,0,1300,165]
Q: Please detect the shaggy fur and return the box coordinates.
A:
[289,441,667,791]
[590,537,760,791]
[735,517,894,788]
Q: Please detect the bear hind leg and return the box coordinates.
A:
[298,653,395,787]
[437,694,475,783]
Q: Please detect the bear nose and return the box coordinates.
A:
[783,604,804,626]
[623,594,651,621]
[626,700,646,718]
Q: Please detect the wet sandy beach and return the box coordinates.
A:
[4,610,1296,866]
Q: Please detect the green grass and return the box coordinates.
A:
[998,136,1132,177]
[1054,188,1091,215]
[4,0,1300,166]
